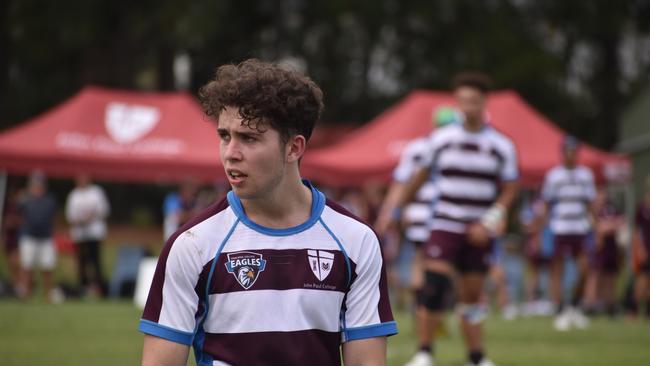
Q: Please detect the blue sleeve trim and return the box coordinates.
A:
[139,319,193,346]
[343,321,398,342]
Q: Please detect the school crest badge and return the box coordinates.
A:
[225,251,266,290]
[307,250,334,281]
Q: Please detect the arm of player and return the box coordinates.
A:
[139,231,204,365]
[374,181,405,236]
[142,335,190,366]
[398,167,430,210]
[342,337,387,366]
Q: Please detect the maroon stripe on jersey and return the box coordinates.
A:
[458,142,480,151]
[325,198,395,323]
[489,147,505,164]
[432,212,474,223]
[210,249,353,294]
[202,329,341,366]
[439,168,498,182]
[438,194,494,207]
[142,197,230,323]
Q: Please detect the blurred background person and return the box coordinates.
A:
[540,136,596,331]
[520,192,554,316]
[583,188,625,317]
[162,180,199,241]
[633,176,650,318]
[395,73,519,366]
[2,183,24,296]
[17,172,58,302]
[65,174,110,298]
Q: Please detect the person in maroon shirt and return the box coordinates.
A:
[634,178,650,311]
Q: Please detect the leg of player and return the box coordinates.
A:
[569,251,590,329]
[405,259,453,366]
[457,273,492,366]
[550,254,570,331]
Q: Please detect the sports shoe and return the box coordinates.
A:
[553,311,571,331]
[569,307,589,329]
[404,351,434,366]
[502,304,518,321]
[466,358,496,366]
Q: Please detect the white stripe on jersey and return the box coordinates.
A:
[225,222,341,252]
[204,289,345,334]
[436,177,497,201]
[434,200,489,221]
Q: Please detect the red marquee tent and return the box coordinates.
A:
[302,90,629,188]
[0,86,224,183]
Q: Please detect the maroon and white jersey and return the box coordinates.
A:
[393,137,438,243]
[139,181,396,366]
[541,165,595,235]
[421,123,518,234]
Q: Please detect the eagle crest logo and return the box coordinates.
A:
[225,251,266,290]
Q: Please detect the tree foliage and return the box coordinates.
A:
[2,0,649,149]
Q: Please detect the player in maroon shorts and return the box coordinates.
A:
[393,73,519,366]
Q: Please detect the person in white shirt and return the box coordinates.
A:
[65,174,110,297]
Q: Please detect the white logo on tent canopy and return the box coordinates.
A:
[307,250,334,281]
[105,103,160,144]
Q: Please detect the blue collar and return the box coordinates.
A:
[226,179,325,236]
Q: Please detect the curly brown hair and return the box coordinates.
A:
[452,72,492,94]
[199,59,324,143]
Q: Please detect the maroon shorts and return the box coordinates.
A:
[553,234,586,259]
[423,230,493,273]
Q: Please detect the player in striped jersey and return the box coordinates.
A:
[139,59,397,366]
[394,73,519,366]
[539,136,596,331]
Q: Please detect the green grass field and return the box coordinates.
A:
[1,300,649,366]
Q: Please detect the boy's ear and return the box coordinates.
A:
[285,135,307,163]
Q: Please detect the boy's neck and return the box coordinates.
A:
[240,175,313,229]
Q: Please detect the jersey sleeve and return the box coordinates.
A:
[342,230,398,342]
[583,168,596,202]
[392,146,417,183]
[139,232,203,345]
[499,139,519,182]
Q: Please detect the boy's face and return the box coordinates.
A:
[217,107,287,199]
[454,86,485,123]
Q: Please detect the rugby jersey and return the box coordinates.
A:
[420,123,518,234]
[393,137,438,243]
[541,165,595,235]
[139,180,397,366]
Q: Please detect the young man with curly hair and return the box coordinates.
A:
[139,59,397,366]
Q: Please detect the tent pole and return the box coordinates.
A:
[0,170,6,231]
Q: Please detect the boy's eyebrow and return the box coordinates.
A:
[216,127,263,137]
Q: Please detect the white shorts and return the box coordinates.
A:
[19,236,57,270]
